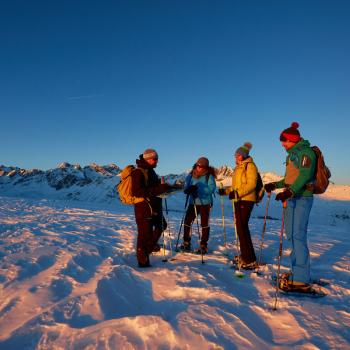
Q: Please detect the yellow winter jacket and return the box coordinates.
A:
[228,157,258,202]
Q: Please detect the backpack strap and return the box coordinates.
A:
[137,168,148,186]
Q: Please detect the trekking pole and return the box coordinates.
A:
[255,192,271,275]
[232,194,244,277]
[164,197,173,258]
[160,177,168,263]
[192,196,204,264]
[174,194,189,251]
[273,200,288,311]
[160,199,168,263]
[219,183,227,256]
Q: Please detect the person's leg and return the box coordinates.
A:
[183,205,195,244]
[134,203,153,266]
[199,205,211,248]
[290,197,313,283]
[152,214,167,252]
[234,201,256,264]
[284,198,296,275]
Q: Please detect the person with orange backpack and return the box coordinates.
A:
[264,122,318,293]
[131,148,172,268]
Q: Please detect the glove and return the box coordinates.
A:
[184,184,198,196]
[170,183,183,191]
[264,182,276,193]
[275,189,293,202]
[228,190,239,200]
[218,188,226,196]
[159,183,170,193]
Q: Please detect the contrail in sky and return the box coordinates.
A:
[68,94,103,100]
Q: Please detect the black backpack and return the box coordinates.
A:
[243,163,265,204]
[255,172,265,203]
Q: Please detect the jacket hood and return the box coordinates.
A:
[239,156,254,166]
[136,157,153,169]
[287,139,311,154]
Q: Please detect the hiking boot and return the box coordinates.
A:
[194,246,208,255]
[232,255,242,264]
[180,241,191,252]
[138,261,152,268]
[280,271,292,280]
[137,249,150,267]
[152,244,161,253]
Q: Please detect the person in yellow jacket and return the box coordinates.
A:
[219,142,258,269]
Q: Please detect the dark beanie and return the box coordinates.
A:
[196,157,209,168]
[280,122,301,143]
[235,142,252,159]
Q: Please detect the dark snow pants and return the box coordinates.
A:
[183,204,211,248]
[134,201,167,265]
[234,200,256,264]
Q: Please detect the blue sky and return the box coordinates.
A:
[1,1,349,184]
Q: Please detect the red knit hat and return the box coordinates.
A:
[280,122,301,143]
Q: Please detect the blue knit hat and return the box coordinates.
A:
[235,142,252,159]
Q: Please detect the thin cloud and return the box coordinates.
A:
[67,94,103,101]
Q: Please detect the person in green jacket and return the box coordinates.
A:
[265,122,316,293]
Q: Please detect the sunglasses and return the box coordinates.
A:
[196,164,204,168]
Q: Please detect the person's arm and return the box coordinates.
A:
[275,178,285,189]
[132,169,168,198]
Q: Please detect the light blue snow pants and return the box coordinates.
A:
[284,196,313,283]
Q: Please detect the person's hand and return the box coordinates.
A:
[264,182,276,193]
[228,190,239,200]
[275,189,293,202]
[218,188,226,196]
[170,182,183,191]
[159,183,170,193]
[184,184,198,195]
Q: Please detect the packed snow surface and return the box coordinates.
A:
[0,190,349,349]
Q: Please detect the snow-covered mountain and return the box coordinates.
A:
[0,163,349,202]
[0,163,121,203]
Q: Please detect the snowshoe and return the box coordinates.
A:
[272,274,330,287]
[273,276,327,298]
[241,261,260,270]
[231,258,266,270]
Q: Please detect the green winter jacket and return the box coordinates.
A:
[275,139,316,197]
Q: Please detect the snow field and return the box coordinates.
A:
[0,194,349,349]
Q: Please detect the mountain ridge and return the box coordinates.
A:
[0,163,348,202]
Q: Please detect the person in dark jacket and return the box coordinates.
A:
[131,148,170,268]
[264,122,316,292]
[181,157,216,254]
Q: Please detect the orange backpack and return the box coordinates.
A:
[117,165,148,204]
